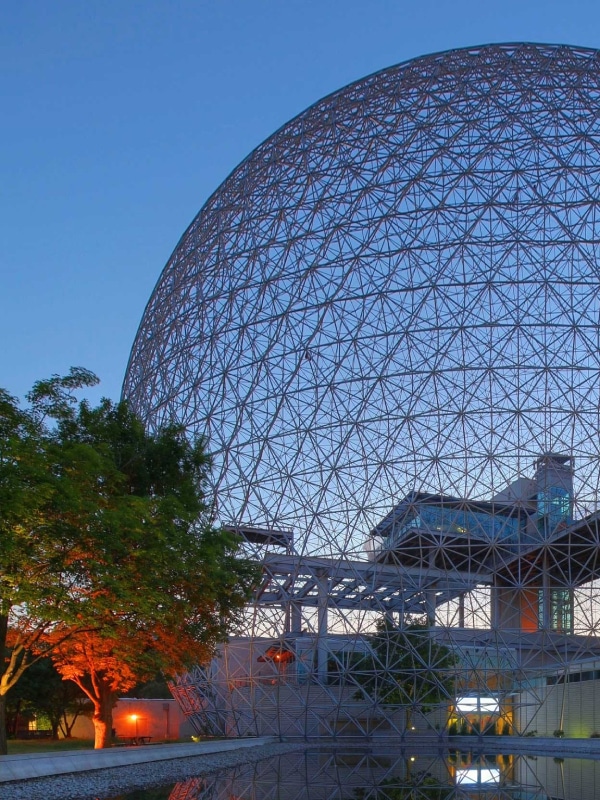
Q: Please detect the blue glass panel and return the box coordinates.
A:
[386,503,521,547]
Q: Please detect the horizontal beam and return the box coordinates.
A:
[262,553,493,586]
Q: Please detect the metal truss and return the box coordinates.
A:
[256,554,487,611]
[125,43,600,740]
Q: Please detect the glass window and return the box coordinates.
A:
[388,504,520,547]
[538,588,573,632]
[537,486,572,533]
[456,696,500,714]
[456,768,500,786]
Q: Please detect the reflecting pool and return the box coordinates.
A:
[110,748,600,800]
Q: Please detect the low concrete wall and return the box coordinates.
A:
[68,697,194,741]
[450,734,600,758]
[0,736,278,783]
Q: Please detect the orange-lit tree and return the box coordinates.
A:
[0,370,258,751]
[0,369,99,755]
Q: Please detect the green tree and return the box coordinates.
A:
[6,657,89,739]
[125,674,171,699]
[0,370,258,751]
[353,619,457,731]
[0,369,98,754]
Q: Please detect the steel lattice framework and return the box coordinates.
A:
[124,43,600,740]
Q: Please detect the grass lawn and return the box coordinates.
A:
[7,738,95,755]
[6,737,198,755]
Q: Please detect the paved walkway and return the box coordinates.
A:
[450,734,600,758]
[0,736,278,783]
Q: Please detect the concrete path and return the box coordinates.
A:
[450,734,600,758]
[0,736,278,783]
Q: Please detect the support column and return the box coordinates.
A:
[290,601,302,634]
[316,569,329,683]
[425,588,437,627]
[458,593,465,628]
[425,549,437,626]
[490,581,499,630]
[284,534,298,635]
[541,552,550,630]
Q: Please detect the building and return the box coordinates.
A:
[121,42,600,741]
[67,697,194,742]
[170,456,600,740]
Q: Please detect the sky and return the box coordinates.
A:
[3,0,600,405]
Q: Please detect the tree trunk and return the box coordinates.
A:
[7,697,21,738]
[60,708,80,738]
[92,685,116,749]
[0,613,8,755]
[0,692,8,756]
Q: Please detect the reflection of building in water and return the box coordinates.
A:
[167,750,600,800]
[164,750,600,800]
[513,752,600,800]
[168,777,209,800]
[168,750,456,800]
[172,454,600,741]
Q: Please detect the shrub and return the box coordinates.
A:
[502,722,511,736]
[553,729,565,738]
[448,722,458,736]
[590,732,600,738]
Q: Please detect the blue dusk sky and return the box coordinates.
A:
[3,0,600,404]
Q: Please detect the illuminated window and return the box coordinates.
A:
[456,768,500,785]
[456,696,500,714]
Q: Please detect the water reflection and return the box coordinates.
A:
[113,749,600,800]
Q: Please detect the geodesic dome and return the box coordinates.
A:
[123,42,600,558]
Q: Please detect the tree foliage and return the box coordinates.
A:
[0,369,259,751]
[5,657,88,739]
[0,369,99,754]
[126,674,171,699]
[353,619,457,726]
